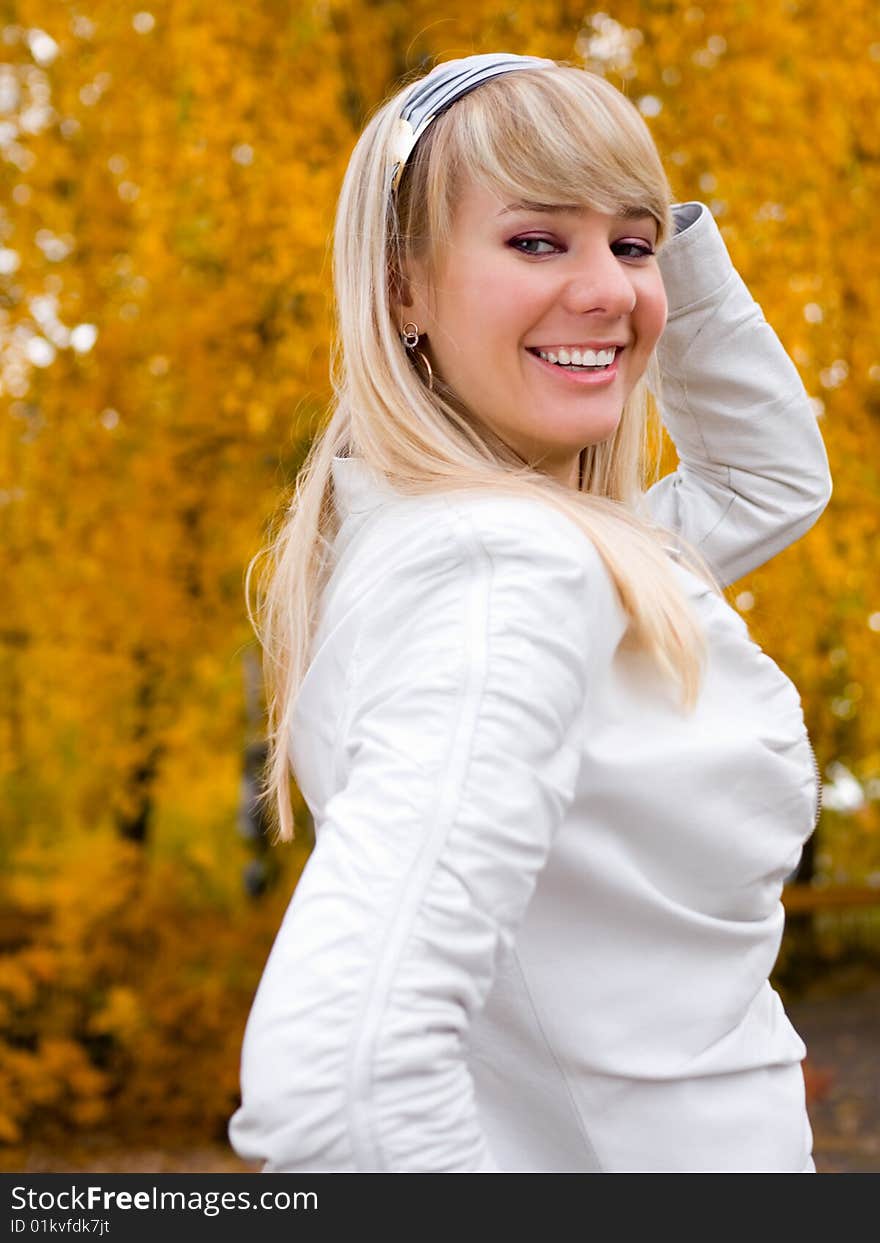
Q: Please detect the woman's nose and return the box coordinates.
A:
[559,248,638,317]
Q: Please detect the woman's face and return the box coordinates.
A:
[402,174,668,487]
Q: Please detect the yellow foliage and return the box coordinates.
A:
[87,987,144,1047]
[0,962,37,1008]
[0,0,877,1158]
[0,821,310,1162]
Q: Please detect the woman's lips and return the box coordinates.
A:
[526,347,622,386]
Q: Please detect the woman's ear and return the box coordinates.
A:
[389,262,414,317]
[390,253,431,328]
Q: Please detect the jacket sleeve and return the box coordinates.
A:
[643,200,833,588]
[227,498,602,1173]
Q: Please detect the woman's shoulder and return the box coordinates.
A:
[340,485,626,650]
[354,484,607,582]
[333,456,606,576]
[332,486,630,711]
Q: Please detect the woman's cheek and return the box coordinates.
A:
[643,278,668,345]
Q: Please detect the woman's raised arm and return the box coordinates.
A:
[228,496,611,1173]
[645,201,833,587]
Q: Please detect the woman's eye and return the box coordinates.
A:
[615,241,655,259]
[509,236,558,256]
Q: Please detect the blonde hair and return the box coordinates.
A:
[246,60,725,845]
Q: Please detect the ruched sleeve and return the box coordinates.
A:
[645,201,832,587]
[227,497,602,1173]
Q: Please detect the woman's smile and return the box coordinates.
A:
[525,344,624,387]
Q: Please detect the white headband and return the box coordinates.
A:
[388,52,557,197]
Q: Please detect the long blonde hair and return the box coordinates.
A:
[246,60,725,845]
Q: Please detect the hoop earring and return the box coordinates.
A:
[400,320,434,391]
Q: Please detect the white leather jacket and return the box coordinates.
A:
[228,202,832,1173]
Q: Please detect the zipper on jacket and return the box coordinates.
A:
[806,732,823,832]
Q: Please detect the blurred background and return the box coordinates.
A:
[1,0,877,1173]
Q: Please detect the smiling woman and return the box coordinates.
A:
[229,53,832,1174]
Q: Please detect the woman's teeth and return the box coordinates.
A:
[535,346,618,369]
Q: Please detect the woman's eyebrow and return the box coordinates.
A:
[497,200,655,222]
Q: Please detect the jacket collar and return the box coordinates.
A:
[331,454,399,523]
